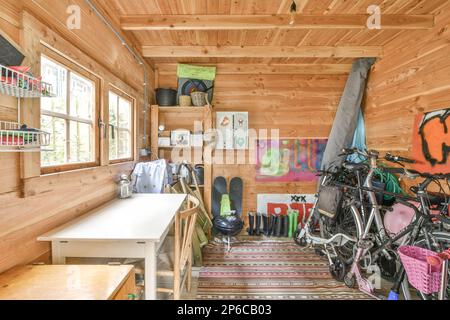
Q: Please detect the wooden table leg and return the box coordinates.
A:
[51,241,66,265]
[144,242,157,300]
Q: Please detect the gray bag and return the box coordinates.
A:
[316,185,343,219]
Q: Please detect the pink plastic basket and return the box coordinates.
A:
[398,246,442,295]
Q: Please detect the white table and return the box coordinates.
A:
[38,194,187,300]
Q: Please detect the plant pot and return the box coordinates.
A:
[156,88,177,106]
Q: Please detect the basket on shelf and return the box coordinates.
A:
[179,95,192,107]
[191,92,207,107]
[398,246,442,295]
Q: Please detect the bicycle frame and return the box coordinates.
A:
[295,172,364,268]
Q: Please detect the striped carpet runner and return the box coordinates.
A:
[197,240,370,300]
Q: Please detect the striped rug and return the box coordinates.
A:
[197,240,370,300]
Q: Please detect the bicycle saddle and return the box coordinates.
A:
[343,162,368,172]
[410,186,448,206]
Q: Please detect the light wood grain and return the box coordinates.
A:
[143,45,383,58]
[121,14,434,31]
[0,265,134,300]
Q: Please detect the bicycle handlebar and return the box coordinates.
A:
[384,152,416,165]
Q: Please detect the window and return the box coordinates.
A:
[40,51,99,173]
[109,90,134,162]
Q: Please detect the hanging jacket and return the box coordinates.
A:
[131,160,171,194]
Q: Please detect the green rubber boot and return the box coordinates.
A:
[288,211,295,238]
[220,194,232,217]
[293,211,299,234]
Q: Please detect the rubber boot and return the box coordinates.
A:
[293,211,299,234]
[283,215,289,238]
[288,212,295,238]
[275,216,282,237]
[270,216,278,237]
[247,212,255,236]
[255,213,262,236]
[262,214,270,236]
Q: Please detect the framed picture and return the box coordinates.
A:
[171,130,191,147]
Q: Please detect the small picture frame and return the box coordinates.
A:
[171,130,191,147]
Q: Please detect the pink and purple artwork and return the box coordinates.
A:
[256,139,328,182]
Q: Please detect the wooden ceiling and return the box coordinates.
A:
[98,0,448,66]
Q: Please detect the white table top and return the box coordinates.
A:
[38,194,187,242]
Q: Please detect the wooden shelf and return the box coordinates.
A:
[153,105,211,113]
[151,104,213,215]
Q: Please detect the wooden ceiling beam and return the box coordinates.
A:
[156,63,353,75]
[121,14,434,31]
[142,46,382,58]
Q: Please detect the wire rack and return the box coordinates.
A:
[0,64,55,98]
[0,121,51,151]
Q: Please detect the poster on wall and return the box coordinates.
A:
[412,108,449,174]
[257,194,316,226]
[256,138,328,182]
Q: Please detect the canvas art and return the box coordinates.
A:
[256,138,328,182]
[412,108,450,174]
[257,194,316,227]
[216,112,249,150]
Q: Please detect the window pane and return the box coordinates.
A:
[41,56,67,114]
[69,121,93,164]
[41,115,67,167]
[118,130,131,159]
[70,73,94,121]
[109,92,118,126]
[118,97,131,129]
[109,127,119,160]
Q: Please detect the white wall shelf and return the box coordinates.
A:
[0,64,55,152]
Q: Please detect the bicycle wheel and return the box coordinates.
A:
[409,231,450,300]
[320,205,360,265]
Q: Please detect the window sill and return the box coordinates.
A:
[22,162,136,198]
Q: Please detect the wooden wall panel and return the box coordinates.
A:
[366,4,450,155]
[158,67,347,221]
[0,1,153,273]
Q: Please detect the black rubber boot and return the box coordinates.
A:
[282,215,289,238]
[270,216,278,237]
[255,213,262,236]
[247,212,255,236]
[262,214,270,236]
[275,216,282,237]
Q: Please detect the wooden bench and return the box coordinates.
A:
[0,265,136,300]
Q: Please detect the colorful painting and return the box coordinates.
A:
[257,194,316,227]
[412,108,450,174]
[256,139,328,182]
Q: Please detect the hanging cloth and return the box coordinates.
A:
[347,110,367,163]
[131,160,171,194]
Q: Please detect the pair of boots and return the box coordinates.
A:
[268,215,289,237]
[287,210,300,238]
[247,212,262,236]
[248,213,291,238]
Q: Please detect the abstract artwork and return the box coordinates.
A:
[412,108,449,174]
[256,138,328,182]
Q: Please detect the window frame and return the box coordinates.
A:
[40,47,101,175]
[108,87,136,164]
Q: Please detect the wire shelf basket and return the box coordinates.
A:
[0,121,51,151]
[0,64,55,98]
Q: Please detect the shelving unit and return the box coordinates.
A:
[150,105,213,214]
[0,64,55,152]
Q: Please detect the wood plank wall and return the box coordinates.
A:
[365,3,450,184]
[0,0,153,273]
[157,67,349,221]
